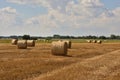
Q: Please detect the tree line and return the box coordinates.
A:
[52,34,120,39]
[0,34,120,40]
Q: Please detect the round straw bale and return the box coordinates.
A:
[97,40,102,44]
[92,40,97,43]
[11,39,18,45]
[27,40,35,47]
[63,40,72,49]
[17,40,27,49]
[86,40,91,43]
[51,41,68,55]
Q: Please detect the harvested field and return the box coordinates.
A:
[35,50,120,80]
[0,43,120,80]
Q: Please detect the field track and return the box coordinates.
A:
[0,43,120,80]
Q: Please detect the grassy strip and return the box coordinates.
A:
[0,39,11,43]
[0,39,120,43]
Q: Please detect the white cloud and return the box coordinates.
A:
[113,7,120,17]
[0,7,16,13]
[5,0,120,36]
[0,7,24,35]
[0,7,17,27]
[6,0,26,4]
[6,0,50,8]
[80,0,104,7]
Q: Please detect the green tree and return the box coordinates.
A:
[53,34,60,39]
[99,36,106,39]
[110,34,116,39]
[22,35,30,40]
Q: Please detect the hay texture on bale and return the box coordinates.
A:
[17,40,27,49]
[58,40,72,49]
[86,40,91,43]
[11,39,18,45]
[63,40,72,49]
[27,40,35,47]
[97,40,102,44]
[51,41,68,55]
[92,40,97,43]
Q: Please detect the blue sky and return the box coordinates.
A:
[101,0,120,9]
[0,0,120,36]
[0,0,47,19]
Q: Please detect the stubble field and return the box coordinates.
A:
[0,41,120,80]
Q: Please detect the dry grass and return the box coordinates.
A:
[0,43,120,80]
[35,50,120,80]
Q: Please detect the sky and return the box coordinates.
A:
[0,0,120,36]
